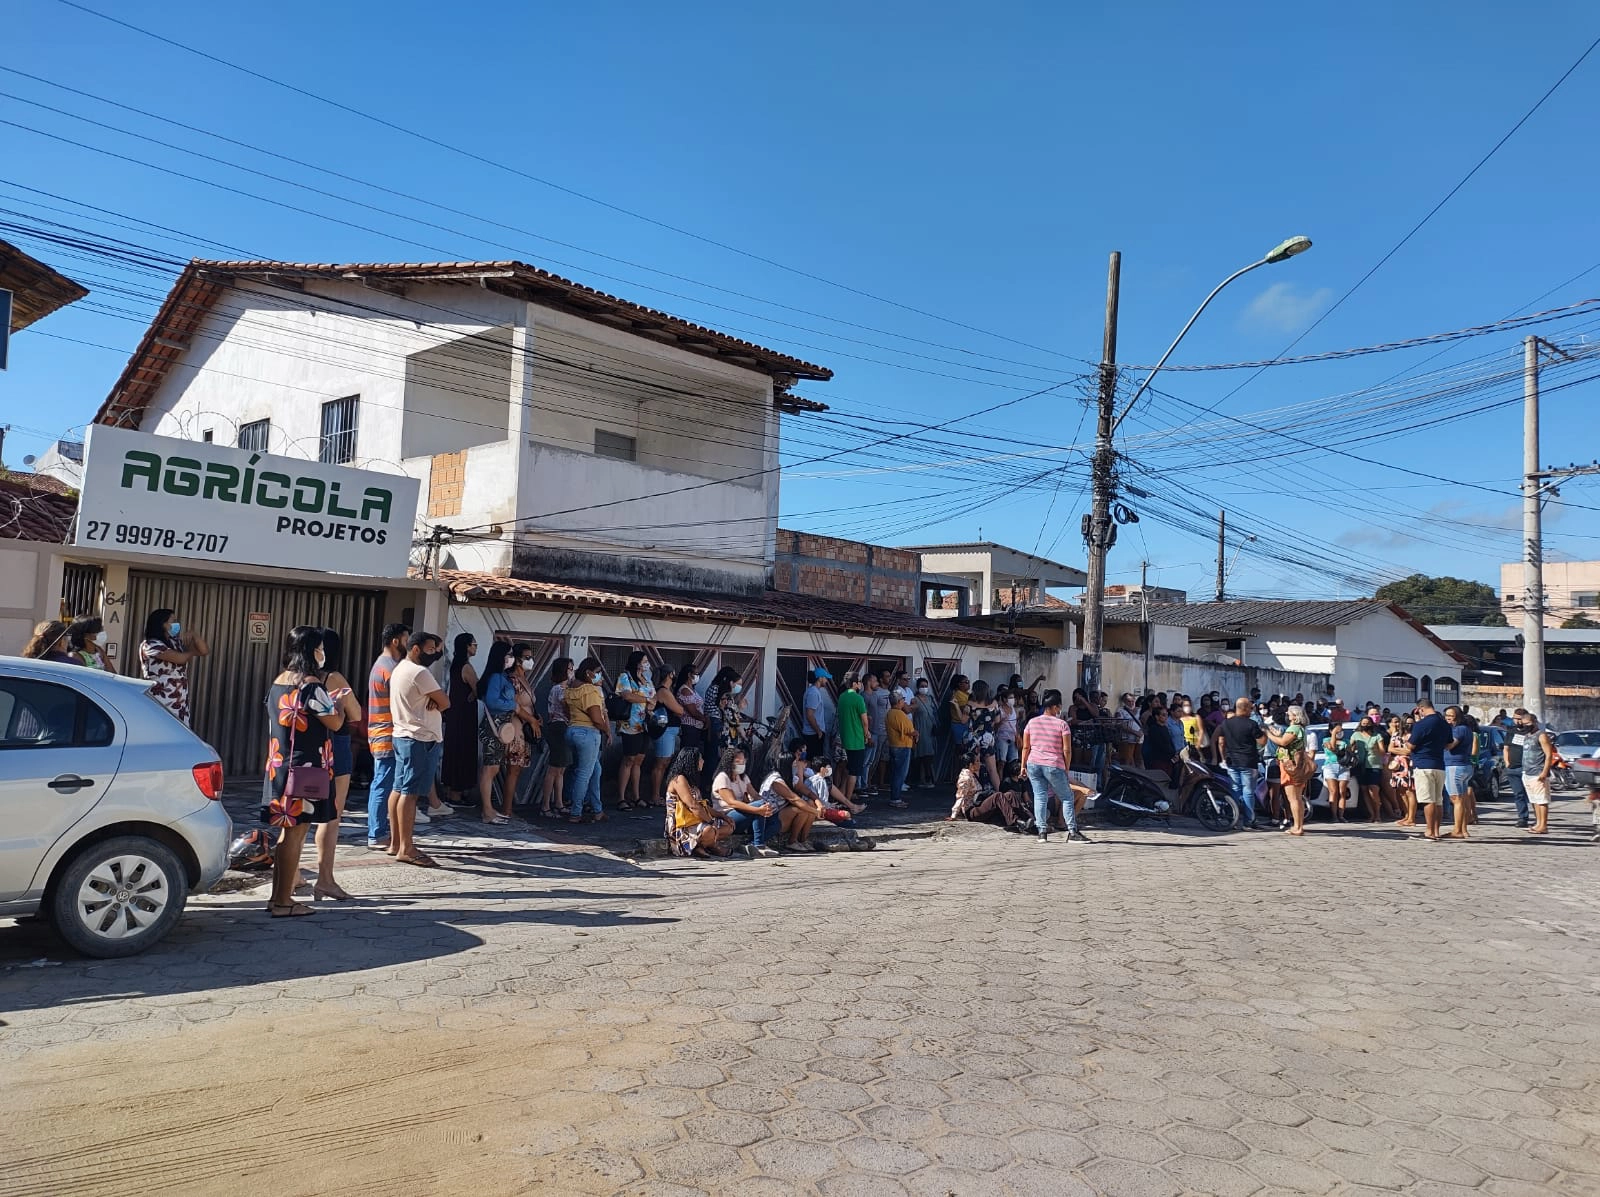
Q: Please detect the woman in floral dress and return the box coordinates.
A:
[262,626,345,918]
[664,746,732,858]
[1387,714,1417,828]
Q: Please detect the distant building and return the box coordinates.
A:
[1105,600,1466,708]
[907,541,1087,618]
[1102,583,1187,607]
[1501,559,1600,628]
[23,438,83,489]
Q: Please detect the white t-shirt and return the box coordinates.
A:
[758,771,792,808]
[711,770,756,814]
[390,658,443,742]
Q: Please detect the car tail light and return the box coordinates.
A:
[192,761,224,800]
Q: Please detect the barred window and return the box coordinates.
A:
[319,396,359,465]
[237,419,270,452]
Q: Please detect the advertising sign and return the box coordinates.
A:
[77,426,420,578]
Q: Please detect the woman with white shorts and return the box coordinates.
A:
[1321,723,1352,823]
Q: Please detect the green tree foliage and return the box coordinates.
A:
[1375,574,1508,626]
[1561,613,1600,629]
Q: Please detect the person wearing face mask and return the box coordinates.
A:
[442,633,482,806]
[475,641,520,826]
[262,626,345,916]
[303,628,364,900]
[388,632,451,867]
[539,657,574,818]
[908,678,939,788]
[138,608,209,726]
[67,615,113,672]
[993,686,1020,775]
[701,666,742,791]
[564,657,613,822]
[614,650,656,812]
[711,746,781,858]
[677,667,707,750]
[504,644,541,814]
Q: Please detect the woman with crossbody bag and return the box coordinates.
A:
[1265,704,1314,837]
[476,645,519,826]
[262,626,345,918]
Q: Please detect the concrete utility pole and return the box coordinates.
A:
[1215,510,1227,602]
[1141,558,1152,695]
[1078,237,1312,699]
[1522,336,1544,720]
[1079,252,1120,698]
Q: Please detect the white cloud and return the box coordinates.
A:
[1241,281,1335,334]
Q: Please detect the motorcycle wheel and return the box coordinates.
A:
[1192,782,1239,833]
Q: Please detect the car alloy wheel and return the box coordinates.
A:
[52,837,188,958]
[76,853,171,939]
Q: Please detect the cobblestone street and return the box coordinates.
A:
[2,799,1598,1196]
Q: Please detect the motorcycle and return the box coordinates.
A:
[1174,750,1243,832]
[1093,764,1172,827]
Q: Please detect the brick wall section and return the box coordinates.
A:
[773,528,921,612]
[428,450,466,518]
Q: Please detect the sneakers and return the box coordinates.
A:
[1068,830,1090,843]
[414,809,431,825]
[756,845,781,858]
[888,800,909,809]
[1034,833,1048,845]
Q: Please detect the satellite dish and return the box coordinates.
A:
[22,454,35,466]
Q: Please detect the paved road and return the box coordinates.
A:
[2,800,1598,1195]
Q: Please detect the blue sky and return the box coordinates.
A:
[4,0,1600,602]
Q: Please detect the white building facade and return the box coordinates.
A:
[1111,600,1466,708]
[96,259,833,599]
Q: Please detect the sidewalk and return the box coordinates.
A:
[216,776,966,888]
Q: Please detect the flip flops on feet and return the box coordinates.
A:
[395,851,440,868]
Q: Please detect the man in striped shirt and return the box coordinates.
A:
[366,623,410,848]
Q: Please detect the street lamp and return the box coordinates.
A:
[1111,236,1314,434]
[1079,237,1314,699]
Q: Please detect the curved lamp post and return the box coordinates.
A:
[1110,236,1313,434]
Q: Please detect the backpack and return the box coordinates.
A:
[1335,741,1359,771]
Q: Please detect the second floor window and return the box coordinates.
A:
[594,429,637,462]
[237,419,270,452]
[319,395,359,465]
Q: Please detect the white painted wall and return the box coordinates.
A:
[1241,625,1337,674]
[1334,611,1460,706]
[133,276,788,592]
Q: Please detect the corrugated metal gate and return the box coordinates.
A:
[123,570,386,777]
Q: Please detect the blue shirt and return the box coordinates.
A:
[483,672,516,715]
[804,685,828,736]
[1443,724,1474,767]
[1408,712,1451,770]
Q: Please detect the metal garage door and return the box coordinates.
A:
[123,570,386,777]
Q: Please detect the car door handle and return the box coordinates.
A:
[47,775,96,793]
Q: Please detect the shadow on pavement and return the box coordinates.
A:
[0,899,677,1014]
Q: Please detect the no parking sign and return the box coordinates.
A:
[247,612,270,643]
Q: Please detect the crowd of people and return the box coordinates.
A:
[1096,686,1566,841]
[17,611,1590,905]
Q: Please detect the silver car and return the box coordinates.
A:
[0,656,232,957]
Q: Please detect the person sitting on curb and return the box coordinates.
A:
[948,751,987,820]
[807,756,863,822]
[664,746,733,858]
[711,746,781,858]
[759,751,824,852]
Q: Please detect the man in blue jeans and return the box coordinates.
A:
[1219,698,1266,827]
[364,622,409,848]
